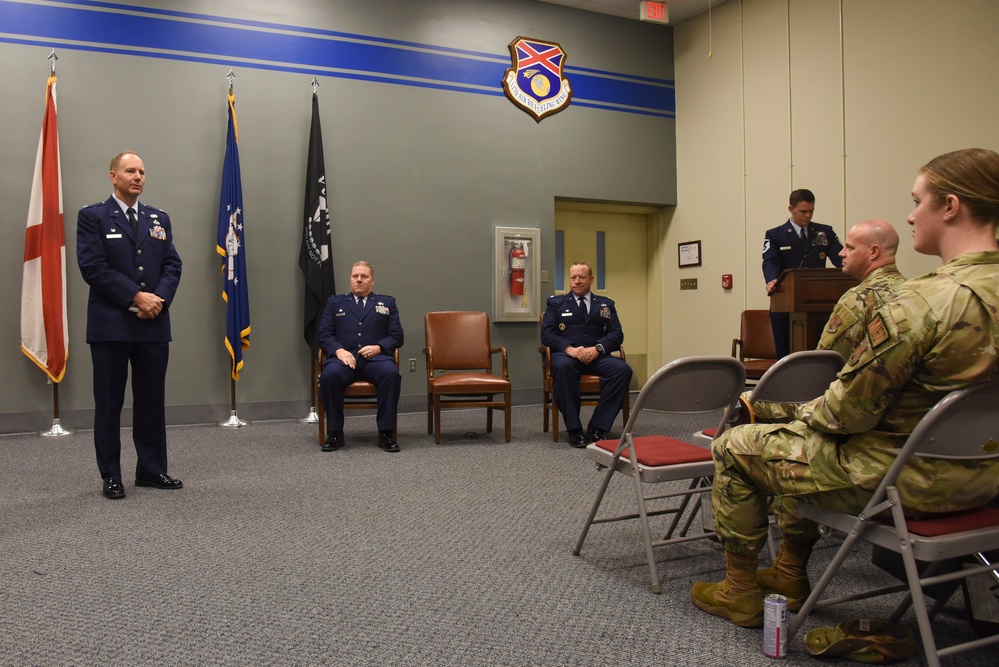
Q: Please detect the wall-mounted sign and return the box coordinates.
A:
[640,1,669,24]
[502,37,572,122]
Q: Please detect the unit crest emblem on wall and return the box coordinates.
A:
[502,37,572,122]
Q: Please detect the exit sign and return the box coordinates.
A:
[639,1,668,24]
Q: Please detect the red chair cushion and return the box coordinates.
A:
[904,507,999,537]
[596,435,713,466]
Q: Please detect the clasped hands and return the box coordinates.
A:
[336,345,382,369]
[566,345,600,365]
[132,291,165,320]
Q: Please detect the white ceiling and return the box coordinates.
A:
[534,0,726,25]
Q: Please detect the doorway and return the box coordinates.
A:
[554,200,664,387]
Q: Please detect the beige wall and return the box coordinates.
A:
[664,0,999,363]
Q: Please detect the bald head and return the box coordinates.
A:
[838,219,899,280]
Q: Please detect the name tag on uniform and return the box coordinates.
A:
[106,233,122,238]
[779,246,791,250]
[561,312,573,317]
[335,310,345,317]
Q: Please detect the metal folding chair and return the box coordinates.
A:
[572,356,745,593]
[691,349,844,559]
[789,380,999,666]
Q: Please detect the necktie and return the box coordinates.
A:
[799,226,808,244]
[357,296,366,308]
[127,207,137,231]
[577,296,587,317]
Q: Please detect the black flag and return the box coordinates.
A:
[299,92,335,354]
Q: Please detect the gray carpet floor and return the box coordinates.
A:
[1,405,994,666]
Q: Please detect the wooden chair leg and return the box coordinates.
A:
[504,393,511,442]
[486,404,494,433]
[551,395,560,442]
[433,395,442,444]
[542,390,550,432]
[427,393,433,434]
[317,384,325,446]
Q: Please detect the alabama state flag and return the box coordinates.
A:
[21,74,68,383]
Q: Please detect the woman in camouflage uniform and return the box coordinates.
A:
[692,148,999,628]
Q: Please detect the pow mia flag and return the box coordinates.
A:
[299,91,335,354]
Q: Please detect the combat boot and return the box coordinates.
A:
[756,540,812,611]
[691,552,764,628]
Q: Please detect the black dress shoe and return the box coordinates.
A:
[102,477,125,499]
[568,429,587,448]
[322,431,345,452]
[377,432,400,453]
[586,426,608,443]
[135,474,183,489]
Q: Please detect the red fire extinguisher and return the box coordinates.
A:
[509,243,526,296]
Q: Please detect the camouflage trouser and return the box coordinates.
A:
[711,421,874,557]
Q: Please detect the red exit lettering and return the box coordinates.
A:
[639,1,668,24]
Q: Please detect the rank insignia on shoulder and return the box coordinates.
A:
[868,313,890,348]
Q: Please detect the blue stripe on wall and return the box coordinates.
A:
[0,0,675,118]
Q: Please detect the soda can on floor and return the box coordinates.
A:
[763,593,788,658]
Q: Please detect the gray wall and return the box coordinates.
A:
[0,0,676,432]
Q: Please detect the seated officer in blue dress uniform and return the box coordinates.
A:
[541,262,632,447]
[318,261,404,453]
[762,189,844,358]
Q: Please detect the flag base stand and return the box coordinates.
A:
[300,407,319,424]
[217,410,249,428]
[40,418,73,437]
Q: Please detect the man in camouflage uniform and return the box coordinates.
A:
[692,148,999,629]
[750,220,906,424]
[817,219,905,360]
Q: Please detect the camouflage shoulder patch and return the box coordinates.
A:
[826,313,842,333]
[867,313,890,348]
[848,340,867,366]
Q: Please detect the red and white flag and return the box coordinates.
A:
[21,74,68,383]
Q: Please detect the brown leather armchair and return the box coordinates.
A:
[539,344,629,442]
[424,311,511,444]
[316,348,400,445]
[732,309,777,381]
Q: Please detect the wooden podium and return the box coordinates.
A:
[770,268,858,352]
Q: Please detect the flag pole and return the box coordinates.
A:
[30,48,71,437]
[218,374,248,428]
[301,352,319,423]
[216,69,249,429]
[41,381,73,437]
[299,77,320,424]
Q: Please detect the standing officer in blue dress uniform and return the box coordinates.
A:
[762,189,843,358]
[541,262,632,447]
[318,261,404,453]
[77,151,183,500]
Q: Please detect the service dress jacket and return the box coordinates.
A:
[318,292,404,358]
[762,220,843,285]
[77,197,182,343]
[541,292,624,353]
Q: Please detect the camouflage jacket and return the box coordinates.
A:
[818,264,906,361]
[797,251,999,512]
